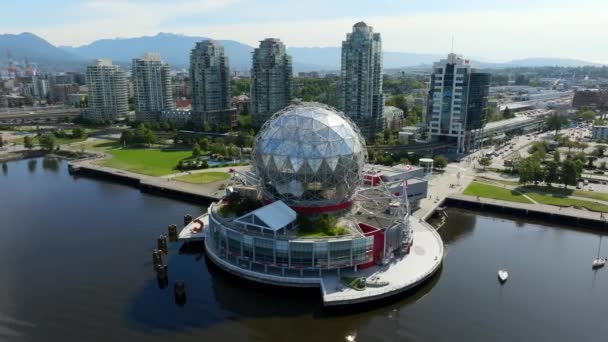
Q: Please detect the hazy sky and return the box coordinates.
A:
[2,0,607,62]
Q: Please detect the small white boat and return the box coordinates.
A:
[498,269,509,283]
[592,257,606,269]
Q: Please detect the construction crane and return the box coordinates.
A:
[6,49,17,78]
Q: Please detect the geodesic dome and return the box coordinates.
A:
[253,102,367,208]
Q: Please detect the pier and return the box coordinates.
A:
[68,162,223,202]
[445,193,608,229]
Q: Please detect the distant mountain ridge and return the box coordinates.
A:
[0,32,604,73]
[0,32,84,70]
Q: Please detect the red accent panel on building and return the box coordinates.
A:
[363,173,382,186]
[358,223,384,269]
[176,99,191,108]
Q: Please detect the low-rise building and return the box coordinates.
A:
[573,89,608,109]
[53,84,79,103]
[160,109,192,127]
[384,106,404,130]
[592,125,608,140]
[67,93,87,107]
[232,95,250,114]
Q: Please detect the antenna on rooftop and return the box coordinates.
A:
[451,36,454,54]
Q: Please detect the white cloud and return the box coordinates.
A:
[172,7,608,62]
[1,0,606,62]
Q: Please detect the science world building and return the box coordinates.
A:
[190,102,443,306]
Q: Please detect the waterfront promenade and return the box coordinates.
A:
[69,158,229,201]
[447,193,608,228]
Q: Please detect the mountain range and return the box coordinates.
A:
[0,32,603,72]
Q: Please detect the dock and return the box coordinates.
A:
[178,213,209,241]
[68,162,223,202]
[445,193,608,229]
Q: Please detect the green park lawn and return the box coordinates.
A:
[98,148,191,176]
[16,135,87,146]
[525,193,608,213]
[175,171,230,184]
[463,181,533,204]
[73,139,120,152]
[521,185,608,202]
[475,177,520,186]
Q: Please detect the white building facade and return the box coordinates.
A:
[132,53,174,122]
[85,59,128,122]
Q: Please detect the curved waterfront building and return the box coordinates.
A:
[199,102,443,306]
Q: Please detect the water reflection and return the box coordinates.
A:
[437,208,477,244]
[41,157,59,172]
[4,157,608,341]
[1,162,7,175]
[27,159,37,173]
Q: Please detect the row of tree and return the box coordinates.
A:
[120,124,157,147]
[517,152,583,188]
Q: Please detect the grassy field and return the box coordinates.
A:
[14,135,87,145]
[98,148,191,176]
[175,171,230,184]
[475,177,520,186]
[520,185,608,202]
[526,193,608,212]
[463,181,533,204]
[73,139,120,152]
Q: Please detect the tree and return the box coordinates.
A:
[386,94,409,114]
[545,113,567,136]
[560,160,578,188]
[72,127,85,139]
[144,130,156,147]
[518,157,541,184]
[579,110,596,122]
[192,142,201,157]
[544,160,559,185]
[503,106,513,119]
[553,149,561,163]
[199,137,211,151]
[433,155,448,170]
[594,145,607,157]
[38,134,55,151]
[374,132,385,145]
[405,107,421,126]
[24,136,34,149]
[120,130,134,146]
[201,121,211,133]
[528,141,548,159]
[578,142,588,152]
[479,157,492,170]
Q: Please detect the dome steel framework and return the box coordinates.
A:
[253,102,367,208]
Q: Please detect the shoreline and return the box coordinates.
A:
[433,194,608,230]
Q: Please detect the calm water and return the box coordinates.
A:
[1,157,608,341]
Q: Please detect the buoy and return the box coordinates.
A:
[174,280,187,305]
